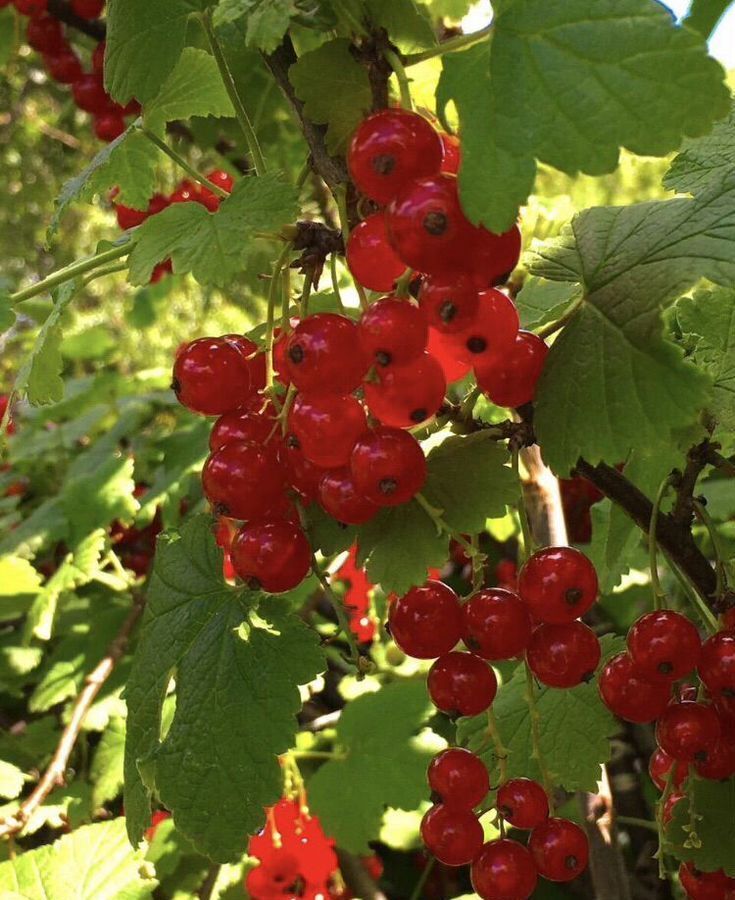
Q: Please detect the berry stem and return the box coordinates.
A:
[535,292,585,339]
[486,707,509,786]
[312,559,363,674]
[265,243,294,390]
[408,857,436,900]
[667,556,720,633]
[139,126,230,199]
[201,10,268,177]
[512,447,534,562]
[289,749,347,761]
[330,254,347,313]
[523,660,555,813]
[300,275,313,318]
[655,761,678,878]
[82,261,130,287]
[403,25,493,66]
[383,48,413,110]
[692,498,728,598]
[470,533,483,592]
[649,475,673,612]
[415,492,484,564]
[615,816,658,832]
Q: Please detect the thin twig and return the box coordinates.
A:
[140,127,230,198]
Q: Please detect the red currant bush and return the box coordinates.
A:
[526,621,601,688]
[529,817,589,882]
[470,839,538,900]
[420,803,484,867]
[428,651,498,717]
[387,580,462,659]
[427,747,489,809]
[518,546,599,624]
[231,520,311,593]
[461,588,533,660]
[496,778,549,830]
[599,653,672,723]
[350,426,427,506]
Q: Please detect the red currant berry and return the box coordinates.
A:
[285,314,368,396]
[599,653,671,723]
[280,434,323,501]
[202,441,285,520]
[496,778,549,830]
[170,180,200,204]
[348,109,443,205]
[94,113,126,142]
[648,748,690,791]
[346,213,406,292]
[388,580,462,659]
[358,298,428,367]
[699,631,735,699]
[350,427,426,506]
[427,327,472,383]
[44,48,83,83]
[461,588,532,660]
[419,277,479,334]
[656,701,721,763]
[427,748,489,809]
[318,468,378,526]
[529,818,589,883]
[439,133,461,176]
[92,40,105,73]
[288,392,367,469]
[694,732,735,780]
[15,0,47,14]
[225,334,266,395]
[527,621,601,689]
[518,546,598,624]
[467,223,522,288]
[114,202,146,231]
[26,14,64,52]
[364,352,446,428]
[70,0,104,17]
[209,409,276,453]
[173,337,253,416]
[428,651,498,717]
[471,838,537,900]
[231,520,311,593]
[206,169,234,193]
[627,610,701,683]
[475,331,548,409]
[72,73,111,115]
[679,863,735,900]
[448,288,519,367]
[420,803,483,867]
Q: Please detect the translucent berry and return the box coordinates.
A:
[529,818,589,882]
[655,701,721,763]
[428,327,472,383]
[428,651,497,716]
[288,393,367,469]
[346,213,406,292]
[471,839,538,900]
[448,288,520,367]
[209,409,277,452]
[526,621,601,688]
[627,610,701,683]
[679,862,735,900]
[318,468,378,525]
[388,580,462,659]
[285,314,368,396]
[350,427,426,506]
[698,631,735,698]
[94,113,126,142]
[518,546,598,624]
[231,520,311,593]
[496,778,549,830]
[648,748,690,791]
[439,133,461,176]
[358,297,428,367]
[694,731,735,780]
[173,337,253,416]
[26,15,65,53]
[461,588,532,661]
[428,748,489,809]
[202,441,285,520]
[44,49,83,84]
[419,276,480,334]
[599,653,671,723]
[468,224,523,287]
[72,73,110,115]
[363,352,446,427]
[420,803,484,867]
[475,331,548,408]
[280,434,324,502]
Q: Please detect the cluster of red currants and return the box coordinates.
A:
[345,108,548,410]
[388,546,599,898]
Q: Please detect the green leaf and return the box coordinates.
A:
[0,291,15,334]
[124,515,324,862]
[437,2,729,232]
[61,455,137,545]
[144,47,234,133]
[0,7,16,68]
[289,39,372,155]
[356,500,448,595]
[215,0,294,52]
[128,174,299,287]
[665,98,735,196]
[458,637,624,793]
[0,557,42,623]
[684,0,732,38]
[0,498,68,561]
[514,276,579,330]
[0,817,156,899]
[91,717,126,808]
[425,0,473,19]
[423,432,517,533]
[305,504,356,557]
[0,761,25,800]
[308,681,436,853]
[666,776,735,876]
[105,0,213,104]
[61,326,117,361]
[368,0,437,52]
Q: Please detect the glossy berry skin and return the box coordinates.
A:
[449,289,520,368]
[471,839,538,900]
[698,631,735,698]
[173,337,253,416]
[468,224,523,288]
[26,15,65,53]
[231,520,311,593]
[44,49,83,84]
[285,314,368,396]
[318,468,378,526]
[529,818,589,882]
[599,653,671,723]
[226,334,266,394]
[648,748,690,791]
[428,651,498,717]
[363,352,446,427]
[350,426,426,506]
[694,732,735,780]
[627,610,701,682]
[427,748,489,809]
[526,621,601,689]
[679,863,735,900]
[358,297,428,366]
[288,393,367,469]
[94,113,126,142]
[475,331,548,409]
[440,133,461,176]
[202,441,285,520]
[279,435,323,502]
[388,580,462,659]
[348,109,443,205]
[497,779,549,831]
[420,803,484,867]
[656,702,721,762]
[419,277,479,334]
[71,73,110,115]
[207,169,235,193]
[518,546,598,624]
[346,213,406,292]
[461,588,532,661]
[209,409,276,453]
[70,0,104,17]
[428,327,472,383]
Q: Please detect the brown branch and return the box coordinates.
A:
[0,594,145,840]
[578,783,633,900]
[336,849,387,900]
[47,0,106,41]
[671,439,714,526]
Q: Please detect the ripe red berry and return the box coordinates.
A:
[346,213,407,292]
[599,653,672,723]
[497,778,549,830]
[363,352,446,427]
[94,113,126,142]
[350,427,426,506]
[419,277,479,334]
[526,621,601,689]
[627,610,701,683]
[15,0,47,14]
[92,40,105,73]
[475,331,548,408]
[698,631,735,698]
[518,546,598,624]
[468,223,522,288]
[656,701,721,763]
[202,441,285,520]
[679,862,735,899]
[694,731,735,780]
[471,838,538,900]
[388,580,462,659]
[348,109,443,205]
[529,818,589,882]
[206,169,234,193]
[439,133,461,176]
[427,327,472,383]
[173,337,253,416]
[285,314,368,396]
[420,803,483,867]
[114,202,147,230]
[428,651,498,716]
[225,334,266,395]
[231,520,311,593]
[170,180,200,204]
[26,15,65,53]
[461,588,532,660]
[427,748,489,809]
[71,73,111,115]
[280,434,323,502]
[358,297,428,366]
[648,748,690,791]
[288,393,367,469]
[448,289,520,368]
[209,409,276,453]
[44,48,83,83]
[318,468,378,525]
[70,0,104,17]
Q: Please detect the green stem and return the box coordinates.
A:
[290,749,345,761]
[693,498,728,598]
[201,11,267,176]
[656,762,678,878]
[486,707,508,786]
[140,126,229,198]
[667,555,720,634]
[512,447,534,561]
[312,561,362,672]
[616,816,658,833]
[266,244,293,389]
[649,476,672,612]
[330,254,346,313]
[404,25,493,66]
[300,276,313,318]
[535,293,585,340]
[524,661,555,813]
[10,241,132,305]
[82,261,129,286]
[471,533,483,592]
[383,48,413,110]
[282,264,292,330]
[409,858,435,900]
[415,493,482,564]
